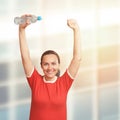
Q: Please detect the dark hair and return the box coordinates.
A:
[40,50,60,77]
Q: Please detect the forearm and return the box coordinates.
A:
[67,19,82,78]
[67,28,81,78]
[18,14,34,76]
[73,27,81,61]
[19,27,31,63]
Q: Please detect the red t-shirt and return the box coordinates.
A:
[27,68,73,120]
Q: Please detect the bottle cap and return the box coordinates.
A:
[37,16,42,20]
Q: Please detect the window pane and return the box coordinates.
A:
[68,91,93,120]
[0,63,9,81]
[98,65,119,84]
[14,104,30,120]
[98,86,119,120]
[14,83,31,101]
[98,45,119,65]
[97,26,119,46]
[0,108,10,120]
[74,70,95,89]
[0,86,9,104]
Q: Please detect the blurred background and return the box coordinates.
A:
[0,0,120,120]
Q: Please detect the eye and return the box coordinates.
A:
[52,62,56,65]
[43,63,48,66]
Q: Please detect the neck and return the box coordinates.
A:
[43,76,57,83]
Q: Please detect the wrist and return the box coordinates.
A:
[73,26,80,32]
[19,26,26,31]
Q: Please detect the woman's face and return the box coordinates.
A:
[41,54,60,80]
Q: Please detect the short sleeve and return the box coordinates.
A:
[59,70,74,91]
[26,68,42,90]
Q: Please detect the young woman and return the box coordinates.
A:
[18,14,81,120]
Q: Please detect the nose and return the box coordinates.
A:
[48,64,52,69]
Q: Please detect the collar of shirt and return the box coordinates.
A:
[43,76,58,83]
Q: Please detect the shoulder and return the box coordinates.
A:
[58,69,74,84]
[26,67,43,88]
[57,69,74,90]
[60,69,74,80]
[27,67,41,79]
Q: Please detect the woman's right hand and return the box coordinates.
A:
[19,14,32,29]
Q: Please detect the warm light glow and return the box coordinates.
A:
[0,0,120,120]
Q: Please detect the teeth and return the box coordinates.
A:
[47,71,53,74]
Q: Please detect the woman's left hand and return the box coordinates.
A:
[67,19,79,30]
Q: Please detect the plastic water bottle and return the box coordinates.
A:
[14,15,42,25]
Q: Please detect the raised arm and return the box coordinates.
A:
[67,19,82,78]
[19,14,34,77]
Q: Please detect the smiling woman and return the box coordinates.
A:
[18,14,81,120]
[0,0,120,120]
[40,50,60,81]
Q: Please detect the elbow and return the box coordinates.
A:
[74,53,82,61]
[73,56,82,63]
[77,57,82,63]
[73,50,82,62]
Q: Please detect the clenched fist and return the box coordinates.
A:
[67,19,79,30]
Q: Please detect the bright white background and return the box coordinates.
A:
[0,0,120,120]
